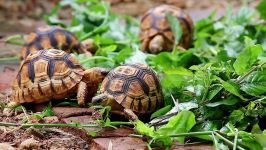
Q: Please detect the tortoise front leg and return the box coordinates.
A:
[7,101,20,108]
[3,101,20,116]
[124,108,138,121]
[77,81,88,106]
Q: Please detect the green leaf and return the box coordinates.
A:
[253,130,266,147]
[157,110,196,144]
[42,103,54,117]
[135,120,155,137]
[161,74,184,90]
[233,43,262,75]
[191,120,221,141]
[101,45,117,52]
[164,67,193,77]
[206,84,223,101]
[150,105,172,119]
[229,110,244,124]
[166,13,182,49]
[238,131,263,150]
[5,34,24,45]
[256,0,266,20]
[222,80,245,100]
[112,47,133,64]
[206,96,240,107]
[241,69,266,96]
[252,124,262,134]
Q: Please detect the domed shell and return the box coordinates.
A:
[140,5,193,51]
[20,26,80,60]
[100,63,163,115]
[12,49,84,104]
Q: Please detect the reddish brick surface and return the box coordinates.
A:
[91,137,148,150]
[0,67,17,91]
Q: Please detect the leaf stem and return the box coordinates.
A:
[236,61,266,84]
[0,56,19,62]
[168,131,214,137]
[0,122,99,128]
[109,121,133,126]
[214,131,245,150]
[80,2,109,41]
[233,129,239,150]
[80,56,114,64]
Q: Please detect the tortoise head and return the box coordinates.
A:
[149,35,165,54]
[80,38,97,54]
[92,93,124,115]
[83,67,109,84]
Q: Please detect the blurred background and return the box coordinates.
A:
[0,0,260,90]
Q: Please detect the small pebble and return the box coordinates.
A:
[19,138,39,149]
[0,143,15,150]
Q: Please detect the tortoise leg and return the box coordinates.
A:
[7,101,20,108]
[3,101,20,116]
[77,81,88,106]
[124,108,138,121]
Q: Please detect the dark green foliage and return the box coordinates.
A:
[44,1,266,149]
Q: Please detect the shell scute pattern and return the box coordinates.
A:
[140,5,193,52]
[100,63,162,114]
[21,26,80,60]
[12,49,84,104]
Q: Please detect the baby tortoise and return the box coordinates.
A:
[92,63,163,120]
[20,26,93,61]
[140,5,193,54]
[9,49,108,108]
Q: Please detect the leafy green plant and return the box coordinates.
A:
[32,103,54,120]
[1,0,265,149]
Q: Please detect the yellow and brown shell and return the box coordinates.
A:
[12,49,84,104]
[140,5,193,53]
[20,26,80,60]
[100,63,163,115]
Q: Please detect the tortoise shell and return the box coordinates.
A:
[20,26,80,60]
[12,49,84,104]
[100,63,163,115]
[140,5,193,52]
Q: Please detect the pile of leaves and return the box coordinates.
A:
[6,0,266,149]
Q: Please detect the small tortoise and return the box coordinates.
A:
[9,49,108,108]
[92,63,163,120]
[140,5,193,54]
[20,26,93,61]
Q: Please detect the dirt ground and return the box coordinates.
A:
[0,0,260,149]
